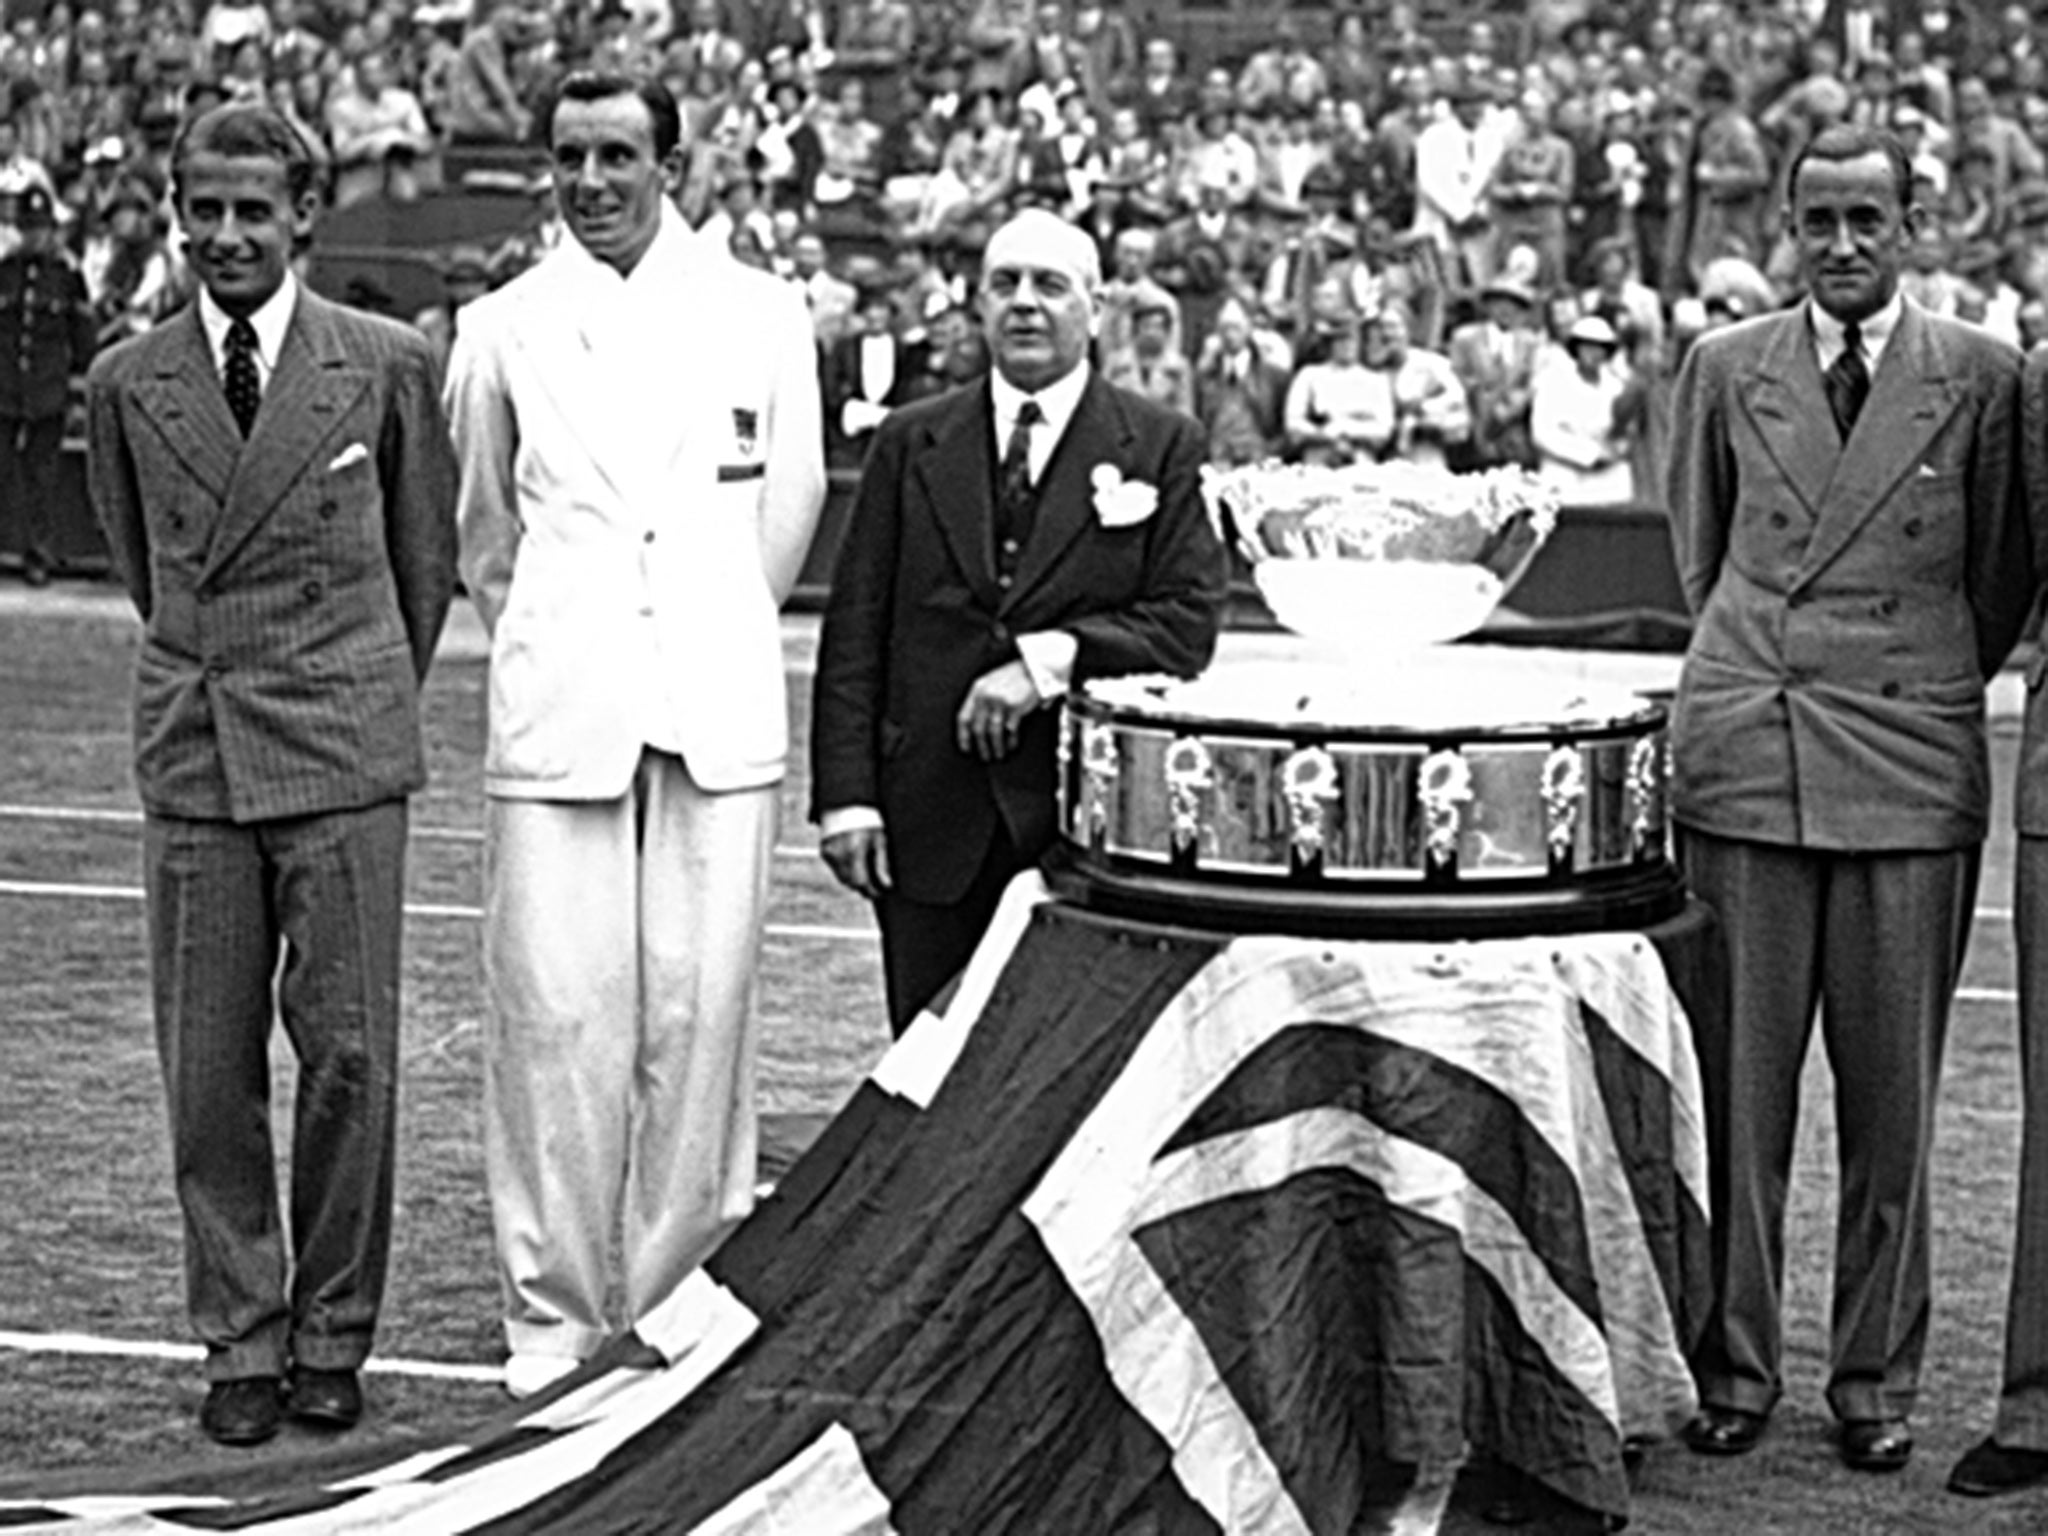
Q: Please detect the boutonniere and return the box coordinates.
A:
[1090,464,1159,528]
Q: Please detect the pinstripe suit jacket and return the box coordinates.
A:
[87,286,460,823]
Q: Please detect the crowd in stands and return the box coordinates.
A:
[13,0,2048,501]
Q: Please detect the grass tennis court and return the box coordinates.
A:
[1,583,2043,1532]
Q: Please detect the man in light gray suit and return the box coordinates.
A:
[87,103,458,1446]
[1666,123,2035,1474]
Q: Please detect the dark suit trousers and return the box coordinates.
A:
[876,824,1026,1036]
[1996,835,2048,1448]
[144,801,408,1383]
[1678,828,1976,1424]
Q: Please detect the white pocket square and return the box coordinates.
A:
[327,442,370,472]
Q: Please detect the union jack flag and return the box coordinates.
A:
[0,876,1710,1534]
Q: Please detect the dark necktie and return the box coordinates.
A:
[223,317,261,437]
[997,398,1043,567]
[1824,322,1869,441]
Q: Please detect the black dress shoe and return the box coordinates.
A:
[288,1366,364,1429]
[1840,1418,1914,1473]
[199,1376,283,1445]
[1949,1437,2048,1497]
[1683,1406,1769,1456]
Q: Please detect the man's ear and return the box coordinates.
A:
[661,147,686,195]
[1901,198,1927,241]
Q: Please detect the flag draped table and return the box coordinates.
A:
[1,874,1715,1535]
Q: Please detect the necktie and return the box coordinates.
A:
[1824,322,1869,441]
[223,318,261,437]
[997,399,1042,565]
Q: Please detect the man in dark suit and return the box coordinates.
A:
[1666,124,2034,1474]
[86,103,459,1446]
[811,207,1225,1033]
[820,273,926,469]
[1951,345,2048,1499]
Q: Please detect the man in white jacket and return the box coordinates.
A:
[444,70,824,1398]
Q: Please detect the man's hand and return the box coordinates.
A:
[822,826,892,900]
[955,660,1043,761]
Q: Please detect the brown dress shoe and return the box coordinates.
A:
[1839,1417,1913,1473]
[287,1366,364,1429]
[199,1376,282,1446]
[1682,1405,1768,1456]
[1949,1437,2048,1497]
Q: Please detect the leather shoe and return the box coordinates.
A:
[287,1366,364,1429]
[1840,1418,1914,1473]
[1949,1437,2048,1497]
[1683,1406,1768,1456]
[199,1376,282,1446]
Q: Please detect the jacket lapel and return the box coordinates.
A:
[1797,302,1966,587]
[1734,310,1838,519]
[1005,373,1132,611]
[127,308,241,507]
[202,292,368,581]
[911,383,999,602]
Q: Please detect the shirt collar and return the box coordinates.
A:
[1809,290,1904,366]
[990,359,1090,442]
[199,271,296,370]
[556,199,698,293]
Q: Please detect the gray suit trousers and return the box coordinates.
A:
[1996,835,2048,1448]
[1678,827,1977,1424]
[145,800,408,1383]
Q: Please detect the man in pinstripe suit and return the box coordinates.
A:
[86,103,458,1446]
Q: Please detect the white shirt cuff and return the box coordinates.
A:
[820,805,884,839]
[1016,630,1078,702]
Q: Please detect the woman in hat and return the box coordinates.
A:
[1529,314,1642,504]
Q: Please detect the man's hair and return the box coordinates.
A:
[172,102,321,204]
[1787,123,1915,210]
[543,70,682,160]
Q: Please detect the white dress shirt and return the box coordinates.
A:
[200,272,298,395]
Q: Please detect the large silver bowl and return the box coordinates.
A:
[1205,462,1560,652]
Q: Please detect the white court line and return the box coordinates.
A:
[0,1328,501,1384]
[0,877,874,941]
[0,803,824,862]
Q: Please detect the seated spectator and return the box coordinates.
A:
[1195,293,1289,465]
[1283,311,1381,465]
[1446,270,1543,469]
[813,76,885,210]
[789,229,858,348]
[1530,314,1643,505]
[899,300,989,400]
[1578,234,1664,374]
[80,171,176,348]
[1898,225,1970,316]
[1153,168,1258,360]
[1098,225,1175,359]
[445,0,534,147]
[1259,160,1356,343]
[1101,284,1194,416]
[926,86,1018,250]
[1355,304,1469,468]
[325,47,433,207]
[822,273,923,465]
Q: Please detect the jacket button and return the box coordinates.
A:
[1881,680,1901,698]
[317,500,337,520]
[204,663,226,680]
[992,621,1009,644]
[1903,518,1923,537]
[301,580,322,602]
[1769,511,1789,530]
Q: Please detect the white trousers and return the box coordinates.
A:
[482,751,775,1360]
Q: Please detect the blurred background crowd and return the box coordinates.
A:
[6,0,2048,506]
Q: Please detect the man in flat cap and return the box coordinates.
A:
[811,207,1226,1032]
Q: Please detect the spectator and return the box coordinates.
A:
[1530,313,1642,503]
[445,0,535,147]
[1100,282,1193,415]
[1676,65,1772,287]
[325,47,433,207]
[789,228,857,347]
[1413,74,1503,291]
[822,272,923,465]
[1356,303,1470,468]
[1194,292,1288,465]
[1486,86,1575,289]
[0,185,92,586]
[1447,269,1544,469]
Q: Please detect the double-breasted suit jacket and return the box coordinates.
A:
[811,370,1225,906]
[89,290,459,821]
[1667,300,2033,852]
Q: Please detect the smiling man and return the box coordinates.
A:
[810,208,1225,1033]
[86,102,459,1445]
[444,71,824,1399]
[1665,124,2035,1475]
